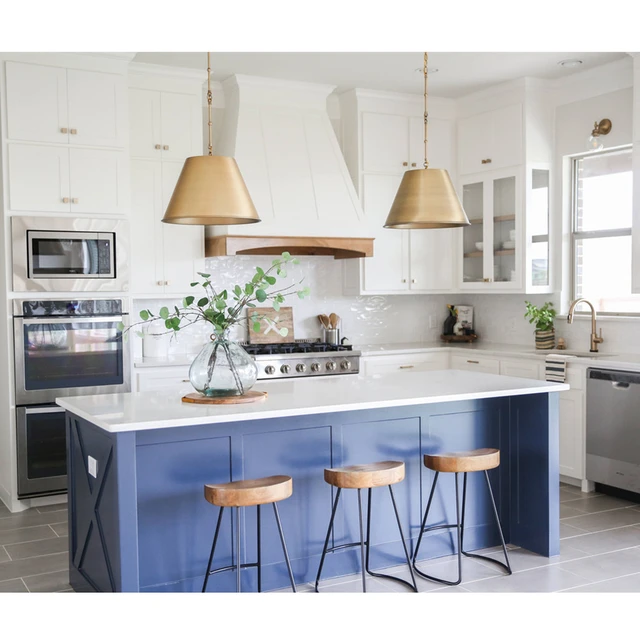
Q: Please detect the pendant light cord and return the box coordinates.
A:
[423,52,429,170]
[207,52,213,156]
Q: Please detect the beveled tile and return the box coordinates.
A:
[23,569,70,593]
[561,508,640,533]
[0,510,68,532]
[0,551,68,582]
[561,572,640,593]
[35,503,67,514]
[5,536,68,561]
[0,525,58,546]
[0,578,28,593]
[50,522,68,537]
[561,525,640,556]
[561,495,637,514]
[463,564,589,593]
[559,547,640,583]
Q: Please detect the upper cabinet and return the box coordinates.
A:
[5,61,127,148]
[340,89,456,295]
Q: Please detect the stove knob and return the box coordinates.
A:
[326,361,337,371]
[340,360,352,371]
[296,363,307,373]
[280,364,291,374]
[264,365,276,375]
[310,362,321,372]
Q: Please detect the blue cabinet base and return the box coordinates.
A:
[65,394,560,592]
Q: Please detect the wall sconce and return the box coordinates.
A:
[587,118,612,151]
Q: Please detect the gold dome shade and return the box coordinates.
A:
[384,168,469,229]
[162,155,261,225]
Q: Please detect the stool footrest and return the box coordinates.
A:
[206,562,258,577]
[326,541,368,554]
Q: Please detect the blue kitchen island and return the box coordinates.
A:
[56,369,567,593]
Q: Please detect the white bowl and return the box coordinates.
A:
[509,229,516,241]
[475,242,484,251]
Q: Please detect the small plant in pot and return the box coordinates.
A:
[120,252,310,397]
[524,301,557,350]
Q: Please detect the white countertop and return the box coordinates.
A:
[57,369,568,433]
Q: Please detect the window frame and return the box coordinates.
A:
[570,145,636,317]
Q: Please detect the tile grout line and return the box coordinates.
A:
[3,545,12,561]
[555,570,640,592]
[4,535,68,551]
[49,524,60,538]
[21,577,30,593]
[561,506,640,521]
[557,522,640,539]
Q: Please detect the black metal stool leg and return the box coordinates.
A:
[273,502,297,592]
[357,488,367,593]
[315,488,342,592]
[412,471,439,564]
[453,472,462,585]
[236,507,242,593]
[256,504,262,593]
[202,506,224,593]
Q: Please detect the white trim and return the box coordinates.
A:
[128,62,207,82]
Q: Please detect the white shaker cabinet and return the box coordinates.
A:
[362,112,411,173]
[559,389,585,481]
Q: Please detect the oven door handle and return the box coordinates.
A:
[20,315,125,326]
[24,406,66,415]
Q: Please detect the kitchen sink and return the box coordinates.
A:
[547,350,617,358]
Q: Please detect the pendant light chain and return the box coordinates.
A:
[207,52,213,156]
[423,52,429,170]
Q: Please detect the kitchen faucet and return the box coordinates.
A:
[567,298,604,352]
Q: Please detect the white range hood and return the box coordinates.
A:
[206,74,373,259]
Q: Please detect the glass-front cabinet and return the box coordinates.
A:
[459,165,552,293]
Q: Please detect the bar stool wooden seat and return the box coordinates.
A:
[202,475,296,593]
[412,448,512,586]
[315,461,417,593]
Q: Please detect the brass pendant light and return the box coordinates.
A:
[162,53,260,226]
[384,53,469,229]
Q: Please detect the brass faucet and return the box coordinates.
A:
[567,298,604,352]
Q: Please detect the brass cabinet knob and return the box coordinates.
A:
[62,197,70,204]
[402,278,407,283]
[411,278,416,284]
[157,281,164,286]
[411,162,417,167]
[60,127,68,134]
[71,198,79,204]
[483,278,491,282]
[165,280,170,286]
[402,162,408,166]
[481,158,492,164]
[155,144,162,150]
[163,145,169,151]
[70,128,77,135]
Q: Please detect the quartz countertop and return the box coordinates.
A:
[57,369,567,433]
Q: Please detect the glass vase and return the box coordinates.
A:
[189,330,258,397]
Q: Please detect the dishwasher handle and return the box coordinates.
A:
[588,368,640,386]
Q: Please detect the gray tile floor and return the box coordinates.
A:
[2,483,639,593]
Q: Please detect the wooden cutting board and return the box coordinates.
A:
[248,306,294,344]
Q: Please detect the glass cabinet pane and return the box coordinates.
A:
[492,176,516,283]
[462,181,484,283]
[530,169,550,286]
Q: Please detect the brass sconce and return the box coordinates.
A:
[587,118,612,151]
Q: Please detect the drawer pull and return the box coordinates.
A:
[155,144,162,150]
[181,379,190,383]
[467,360,480,364]
[70,128,77,135]
[71,198,79,204]
[399,365,414,369]
[402,162,408,167]
[481,158,492,164]
[163,145,170,151]
[60,127,68,134]
[62,197,69,204]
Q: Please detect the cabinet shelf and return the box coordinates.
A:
[464,249,515,259]
[469,214,515,225]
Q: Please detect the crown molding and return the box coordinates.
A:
[128,61,207,82]
[224,73,336,96]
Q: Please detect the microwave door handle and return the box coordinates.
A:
[21,315,125,326]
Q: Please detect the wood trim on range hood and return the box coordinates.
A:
[205,235,374,259]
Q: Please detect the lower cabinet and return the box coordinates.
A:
[362,352,449,376]
[558,388,585,480]
[136,367,192,392]
[499,358,543,380]
[450,353,500,375]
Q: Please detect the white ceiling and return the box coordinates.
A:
[132,52,628,98]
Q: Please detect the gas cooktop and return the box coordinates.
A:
[242,341,354,356]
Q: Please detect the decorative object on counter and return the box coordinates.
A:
[120,252,311,398]
[318,314,330,329]
[318,311,341,344]
[587,118,612,151]
[456,305,474,332]
[323,328,340,345]
[440,333,479,344]
[161,52,260,226]
[544,354,571,383]
[249,307,294,344]
[384,53,469,230]
[556,337,567,350]
[524,300,557,350]
[182,390,267,405]
[442,304,457,336]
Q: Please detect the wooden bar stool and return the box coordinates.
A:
[202,475,296,593]
[412,448,512,586]
[315,461,417,593]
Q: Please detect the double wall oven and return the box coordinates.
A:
[14,299,130,498]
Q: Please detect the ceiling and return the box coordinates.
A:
[132,52,628,98]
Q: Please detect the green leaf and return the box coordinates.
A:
[215,298,227,311]
[272,259,281,266]
[256,288,267,303]
[246,302,256,308]
[273,301,280,311]
[171,317,181,330]
[159,307,169,320]
[234,284,242,297]
[252,321,261,333]
[116,322,125,331]
[197,272,211,278]
[292,258,300,265]
[279,327,289,337]
[221,289,228,300]
[244,283,254,296]
[190,282,198,287]
[198,297,209,307]
[164,319,173,330]
[183,296,195,307]
[281,251,291,261]
[276,294,285,304]
[139,310,150,321]
[256,266,265,278]
[264,275,276,285]
[251,273,261,284]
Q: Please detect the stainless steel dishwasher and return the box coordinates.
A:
[587,368,640,494]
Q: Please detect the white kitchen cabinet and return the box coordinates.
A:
[450,353,500,375]
[5,61,126,148]
[136,367,192,392]
[130,159,203,295]
[362,112,411,173]
[129,88,200,162]
[362,352,449,376]
[7,142,128,214]
[499,358,543,380]
[458,104,523,176]
[559,389,585,480]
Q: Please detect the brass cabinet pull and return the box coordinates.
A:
[481,158,492,164]
[411,162,417,167]
[60,127,68,134]
[165,280,170,286]
[411,278,416,284]
[62,197,69,204]
[401,278,407,283]
[157,281,164,286]
[71,198,78,204]
[163,145,169,151]
[181,379,190,383]
[70,128,77,135]
[467,360,480,364]
[155,144,162,150]
[399,365,414,369]
[402,162,408,166]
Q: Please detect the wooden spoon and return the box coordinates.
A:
[318,314,330,329]
[329,313,339,329]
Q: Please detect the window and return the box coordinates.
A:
[571,147,639,314]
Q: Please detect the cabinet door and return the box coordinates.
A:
[491,103,523,170]
[460,180,486,285]
[362,174,409,292]
[450,354,500,375]
[500,359,542,380]
[67,69,126,147]
[137,368,192,392]
[129,89,162,159]
[8,143,70,212]
[69,148,129,214]
[130,160,164,294]
[161,162,204,293]
[458,111,493,175]
[5,62,69,144]
[491,174,518,286]
[409,228,454,291]
[362,112,409,173]
[559,389,585,480]
[160,92,201,162]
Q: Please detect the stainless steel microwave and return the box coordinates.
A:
[11,216,130,292]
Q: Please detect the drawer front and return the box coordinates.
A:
[500,359,543,380]
[363,352,449,376]
[136,367,191,392]
[450,354,500,375]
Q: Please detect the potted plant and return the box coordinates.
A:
[120,252,310,397]
[524,301,557,350]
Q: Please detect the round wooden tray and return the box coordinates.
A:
[440,333,478,344]
[182,391,267,405]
